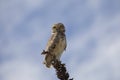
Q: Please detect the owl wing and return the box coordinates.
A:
[44,34,59,68]
[45,33,59,53]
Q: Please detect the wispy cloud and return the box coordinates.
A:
[0,0,120,80]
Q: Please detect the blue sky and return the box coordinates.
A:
[0,0,120,80]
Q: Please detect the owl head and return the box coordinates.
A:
[52,23,65,33]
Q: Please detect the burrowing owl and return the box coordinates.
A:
[42,23,67,68]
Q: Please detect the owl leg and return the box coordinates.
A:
[55,53,62,61]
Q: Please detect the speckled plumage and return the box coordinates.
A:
[43,23,67,68]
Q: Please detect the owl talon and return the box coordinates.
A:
[41,50,49,55]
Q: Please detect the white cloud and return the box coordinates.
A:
[68,14,120,80]
[0,0,120,80]
[1,60,45,80]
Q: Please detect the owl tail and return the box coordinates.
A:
[44,54,54,68]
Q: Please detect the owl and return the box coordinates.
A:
[41,23,67,68]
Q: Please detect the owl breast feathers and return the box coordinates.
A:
[43,23,67,68]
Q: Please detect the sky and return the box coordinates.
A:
[0,0,120,80]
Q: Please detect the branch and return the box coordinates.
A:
[52,59,73,80]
